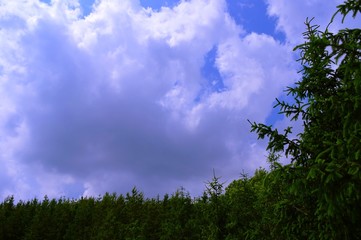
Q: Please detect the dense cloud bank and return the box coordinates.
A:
[0,0,341,199]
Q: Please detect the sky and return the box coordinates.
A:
[0,0,350,200]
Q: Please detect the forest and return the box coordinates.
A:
[1,1,360,239]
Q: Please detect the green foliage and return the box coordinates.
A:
[0,172,267,240]
[224,172,257,239]
[249,1,361,239]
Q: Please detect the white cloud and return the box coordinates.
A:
[209,32,296,117]
[0,0,308,200]
[265,0,359,44]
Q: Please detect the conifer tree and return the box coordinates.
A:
[249,1,361,239]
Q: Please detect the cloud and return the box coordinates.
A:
[265,0,361,44]
[0,0,303,200]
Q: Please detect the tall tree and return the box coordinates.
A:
[249,1,361,239]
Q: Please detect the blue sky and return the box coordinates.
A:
[0,0,346,200]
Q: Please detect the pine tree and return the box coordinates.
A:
[249,1,361,239]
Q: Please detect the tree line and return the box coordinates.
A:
[0,170,270,240]
[1,1,360,239]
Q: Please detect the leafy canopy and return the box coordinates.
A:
[249,0,361,239]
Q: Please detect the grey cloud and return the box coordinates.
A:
[0,0,301,199]
[9,12,234,196]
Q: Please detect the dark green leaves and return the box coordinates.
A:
[249,1,361,239]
